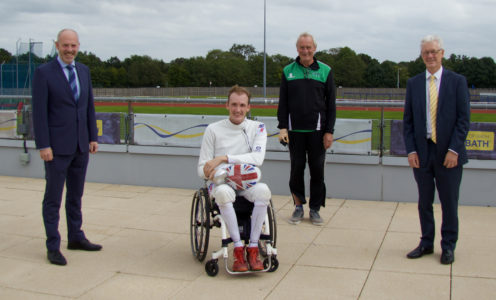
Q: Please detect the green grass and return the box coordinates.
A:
[470,113,496,122]
[96,106,277,116]
[336,110,403,120]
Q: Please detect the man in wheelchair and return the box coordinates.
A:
[197,85,271,272]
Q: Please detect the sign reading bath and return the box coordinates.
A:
[390,120,496,160]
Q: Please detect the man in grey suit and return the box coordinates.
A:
[32,29,102,266]
[403,35,470,265]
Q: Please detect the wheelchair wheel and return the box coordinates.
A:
[190,188,210,262]
[205,259,219,277]
[258,199,277,257]
[263,256,279,272]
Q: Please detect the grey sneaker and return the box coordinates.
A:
[309,209,324,226]
[288,206,304,224]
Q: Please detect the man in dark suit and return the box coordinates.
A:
[403,35,470,265]
[32,29,102,266]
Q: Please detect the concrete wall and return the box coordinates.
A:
[1,139,495,207]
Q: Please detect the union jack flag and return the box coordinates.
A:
[258,123,265,133]
[226,164,259,190]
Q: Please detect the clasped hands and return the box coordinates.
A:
[203,155,228,180]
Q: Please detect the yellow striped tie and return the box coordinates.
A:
[429,75,438,143]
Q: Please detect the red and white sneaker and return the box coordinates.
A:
[246,246,264,271]
[232,246,248,272]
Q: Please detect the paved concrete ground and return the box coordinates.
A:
[0,175,495,300]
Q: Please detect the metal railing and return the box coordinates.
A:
[4,94,496,108]
[2,95,496,157]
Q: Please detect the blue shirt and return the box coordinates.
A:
[57,56,80,100]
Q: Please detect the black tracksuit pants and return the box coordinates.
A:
[288,130,327,210]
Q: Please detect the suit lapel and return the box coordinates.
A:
[418,75,427,122]
[438,69,450,110]
[75,63,86,103]
[51,59,77,103]
[51,60,68,87]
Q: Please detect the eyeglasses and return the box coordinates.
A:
[422,49,443,56]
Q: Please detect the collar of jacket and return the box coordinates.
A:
[296,56,319,70]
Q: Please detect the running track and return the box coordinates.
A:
[94,101,495,114]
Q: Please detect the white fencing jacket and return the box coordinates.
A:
[197,118,267,179]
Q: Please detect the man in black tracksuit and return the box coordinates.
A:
[277,32,336,226]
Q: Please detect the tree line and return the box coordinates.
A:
[1,44,495,88]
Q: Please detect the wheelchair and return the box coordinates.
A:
[190,185,279,276]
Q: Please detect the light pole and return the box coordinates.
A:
[16,38,21,93]
[263,0,267,99]
[396,67,401,88]
[0,61,5,95]
[28,39,33,90]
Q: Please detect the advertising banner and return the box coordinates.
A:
[0,110,19,139]
[330,118,373,155]
[255,117,372,155]
[133,114,372,155]
[466,123,496,159]
[133,114,224,147]
[95,112,121,144]
[390,120,406,155]
[390,120,496,159]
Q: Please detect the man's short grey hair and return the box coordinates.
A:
[296,32,317,48]
[57,28,79,42]
[420,34,443,51]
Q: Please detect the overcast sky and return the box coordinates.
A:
[1,0,495,63]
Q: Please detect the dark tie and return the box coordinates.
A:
[66,65,79,101]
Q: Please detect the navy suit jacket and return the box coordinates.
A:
[403,68,470,167]
[32,58,98,155]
